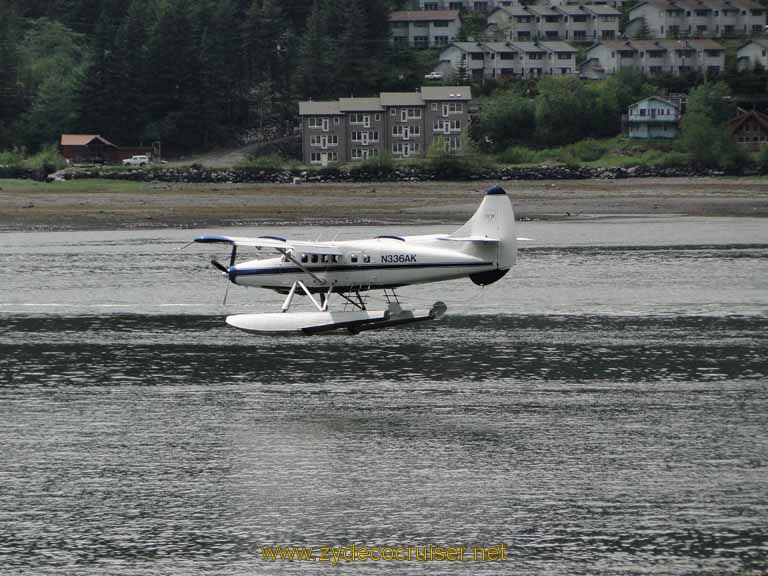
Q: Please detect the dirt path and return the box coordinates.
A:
[1,177,767,231]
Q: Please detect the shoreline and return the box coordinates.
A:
[1,177,767,231]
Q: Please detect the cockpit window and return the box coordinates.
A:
[300,254,308,263]
[363,255,371,263]
[311,254,318,263]
[351,255,358,263]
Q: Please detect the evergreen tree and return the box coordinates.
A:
[76,0,126,139]
[295,1,336,98]
[0,0,25,149]
[17,18,90,149]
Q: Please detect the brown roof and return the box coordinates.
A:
[389,10,460,22]
[60,134,117,147]
[727,109,768,134]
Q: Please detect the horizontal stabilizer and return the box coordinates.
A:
[439,235,500,243]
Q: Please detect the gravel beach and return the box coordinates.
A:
[1,177,767,231]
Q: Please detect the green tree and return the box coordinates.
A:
[16,18,90,149]
[681,81,743,169]
[472,92,535,150]
[0,1,26,149]
[534,76,593,146]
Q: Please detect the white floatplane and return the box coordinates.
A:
[195,185,517,334]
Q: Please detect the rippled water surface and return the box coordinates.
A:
[1,217,767,575]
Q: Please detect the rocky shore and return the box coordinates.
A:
[57,163,755,185]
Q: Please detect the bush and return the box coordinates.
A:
[239,153,287,171]
[656,151,690,168]
[0,145,64,174]
[564,139,608,162]
[24,145,66,172]
[498,145,536,165]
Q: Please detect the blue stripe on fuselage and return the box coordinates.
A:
[231,261,494,276]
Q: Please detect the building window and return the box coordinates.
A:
[307,117,322,128]
[432,103,438,111]
[374,113,381,121]
[334,117,340,125]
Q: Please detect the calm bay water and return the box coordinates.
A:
[1,216,767,575]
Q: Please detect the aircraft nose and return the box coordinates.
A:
[227,266,238,284]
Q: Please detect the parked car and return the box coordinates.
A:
[122,155,150,166]
[424,71,443,80]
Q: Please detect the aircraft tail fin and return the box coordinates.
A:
[451,186,517,279]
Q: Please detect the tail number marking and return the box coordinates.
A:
[381,254,416,263]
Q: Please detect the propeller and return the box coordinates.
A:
[210,245,237,275]
[211,259,228,273]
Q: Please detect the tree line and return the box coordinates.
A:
[0,0,413,154]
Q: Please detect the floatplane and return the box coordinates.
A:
[194,185,518,335]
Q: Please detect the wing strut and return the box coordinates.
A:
[277,248,328,286]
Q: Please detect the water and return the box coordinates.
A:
[1,217,767,575]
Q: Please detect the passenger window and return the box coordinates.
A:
[363,255,371,263]
[351,255,358,263]
[321,255,328,263]
[311,254,318,263]
[301,254,308,263]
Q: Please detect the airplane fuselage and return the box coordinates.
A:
[229,235,500,293]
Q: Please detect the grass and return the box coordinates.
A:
[496,137,693,169]
[0,178,145,193]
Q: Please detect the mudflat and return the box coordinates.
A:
[1,177,767,231]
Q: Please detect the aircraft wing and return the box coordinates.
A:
[194,235,343,255]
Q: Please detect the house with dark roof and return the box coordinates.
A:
[728,109,768,150]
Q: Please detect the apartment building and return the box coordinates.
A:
[389,10,462,48]
[626,0,767,38]
[580,38,725,78]
[737,38,768,69]
[298,101,345,166]
[299,87,472,164]
[338,98,386,161]
[437,40,578,79]
[627,96,680,138]
[411,0,520,10]
[486,3,620,42]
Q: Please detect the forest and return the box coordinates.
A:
[0,0,415,154]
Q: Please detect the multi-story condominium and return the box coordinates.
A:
[486,3,620,42]
[737,38,768,69]
[486,6,538,41]
[338,98,386,161]
[546,0,630,10]
[437,40,578,78]
[627,96,680,138]
[580,38,725,78]
[298,101,345,166]
[389,10,462,48]
[299,87,472,164]
[626,0,767,38]
[411,0,517,10]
